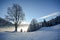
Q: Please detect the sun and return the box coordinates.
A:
[21,21,30,24]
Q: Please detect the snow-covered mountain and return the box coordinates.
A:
[0,24,60,40]
[0,17,13,27]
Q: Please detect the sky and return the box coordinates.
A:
[0,0,60,23]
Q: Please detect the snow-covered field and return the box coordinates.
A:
[0,24,60,40]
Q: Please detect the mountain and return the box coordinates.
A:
[0,17,13,27]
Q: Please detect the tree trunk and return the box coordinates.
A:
[15,23,17,32]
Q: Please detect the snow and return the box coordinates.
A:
[0,24,60,40]
[38,24,60,32]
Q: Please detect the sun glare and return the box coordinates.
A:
[17,27,28,32]
[17,21,29,32]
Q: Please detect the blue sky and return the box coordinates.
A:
[0,0,60,23]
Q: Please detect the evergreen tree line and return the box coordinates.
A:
[42,15,60,27]
[27,15,60,32]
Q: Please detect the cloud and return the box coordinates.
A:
[38,12,59,19]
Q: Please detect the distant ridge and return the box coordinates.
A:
[0,17,13,27]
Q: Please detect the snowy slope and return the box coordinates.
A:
[0,24,60,40]
[38,24,60,32]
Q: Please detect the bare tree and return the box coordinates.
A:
[6,4,25,32]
